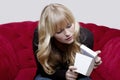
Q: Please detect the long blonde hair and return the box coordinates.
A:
[37,3,81,74]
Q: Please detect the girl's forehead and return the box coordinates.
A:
[50,14,74,33]
[56,17,73,27]
[55,21,70,30]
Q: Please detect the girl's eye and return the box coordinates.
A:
[56,29,63,34]
[66,24,72,28]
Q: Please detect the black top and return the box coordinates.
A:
[32,27,94,80]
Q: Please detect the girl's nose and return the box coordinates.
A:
[64,29,70,36]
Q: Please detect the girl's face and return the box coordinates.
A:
[53,23,75,44]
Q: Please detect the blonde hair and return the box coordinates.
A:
[37,3,81,74]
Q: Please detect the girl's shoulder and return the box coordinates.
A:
[79,27,94,49]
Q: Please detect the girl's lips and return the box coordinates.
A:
[66,36,72,41]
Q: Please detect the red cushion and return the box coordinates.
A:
[0,36,18,80]
[15,68,37,80]
[0,21,38,80]
[91,37,120,80]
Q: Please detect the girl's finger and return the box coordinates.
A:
[95,50,101,55]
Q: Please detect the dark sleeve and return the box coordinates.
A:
[80,27,94,49]
[50,70,67,80]
[33,28,38,54]
[32,27,40,76]
[32,28,67,80]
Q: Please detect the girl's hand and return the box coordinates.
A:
[66,66,78,80]
[94,50,102,68]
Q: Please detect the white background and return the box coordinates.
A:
[0,0,120,29]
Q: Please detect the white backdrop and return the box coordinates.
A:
[0,0,120,29]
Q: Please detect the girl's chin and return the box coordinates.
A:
[65,39,74,44]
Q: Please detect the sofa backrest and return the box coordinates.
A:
[0,21,120,80]
[80,22,120,50]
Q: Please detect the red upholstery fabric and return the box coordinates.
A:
[0,36,18,80]
[0,21,38,80]
[0,21,120,80]
[94,37,120,80]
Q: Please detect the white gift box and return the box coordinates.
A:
[74,44,97,76]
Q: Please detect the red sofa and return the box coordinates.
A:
[0,21,120,80]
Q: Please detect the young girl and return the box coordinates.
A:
[33,3,102,80]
